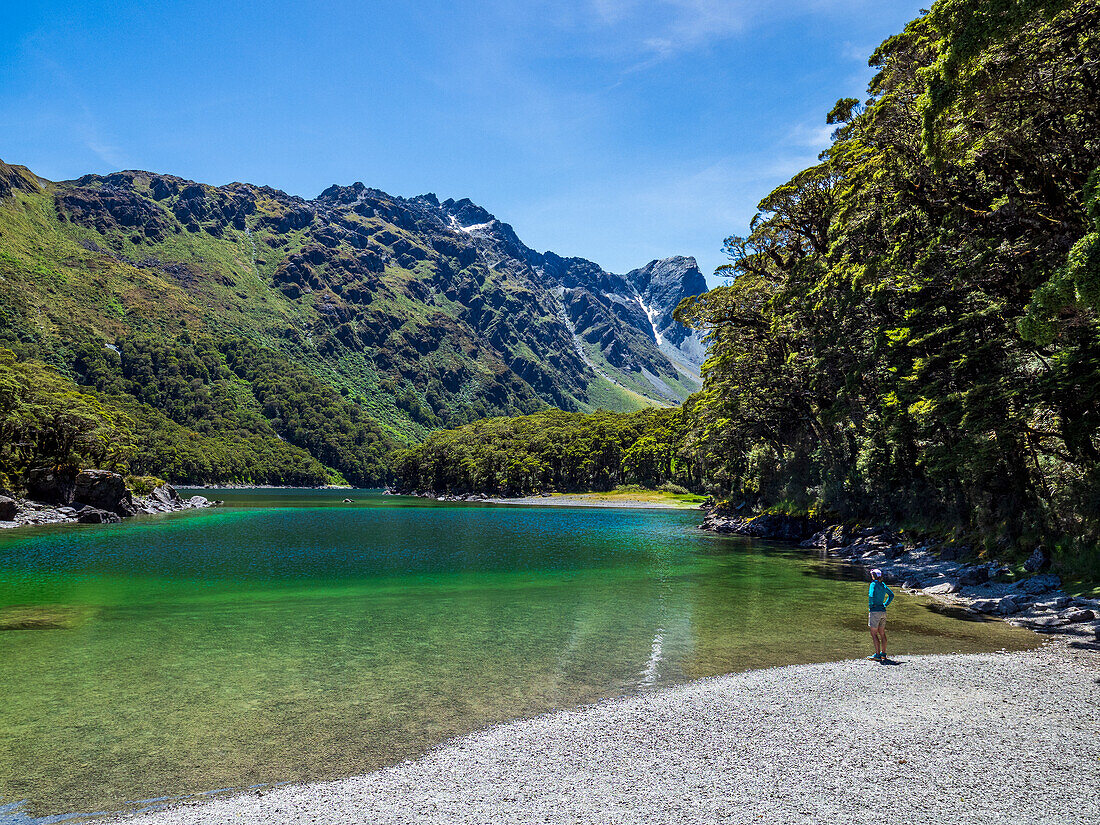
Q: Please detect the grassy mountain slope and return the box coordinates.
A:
[0,160,704,484]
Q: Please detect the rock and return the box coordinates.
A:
[958,564,991,586]
[0,496,17,521]
[25,468,76,504]
[996,596,1022,616]
[1023,547,1048,573]
[1016,574,1061,596]
[1062,609,1096,624]
[151,484,181,507]
[187,496,210,508]
[702,510,819,541]
[924,581,958,596]
[1034,597,1072,611]
[902,579,925,590]
[76,506,121,524]
[937,545,960,561]
[1024,615,1070,630]
[73,470,135,516]
[970,599,999,614]
[343,498,355,503]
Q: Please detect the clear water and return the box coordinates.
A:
[0,490,1037,820]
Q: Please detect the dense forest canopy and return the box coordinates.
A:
[673,0,1100,565]
[0,335,395,488]
[392,408,695,495]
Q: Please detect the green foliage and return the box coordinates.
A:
[393,408,698,495]
[68,333,395,486]
[0,349,135,489]
[125,475,166,495]
[673,0,1100,566]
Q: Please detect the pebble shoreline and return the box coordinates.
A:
[119,644,1099,825]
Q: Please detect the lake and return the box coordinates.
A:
[0,490,1037,821]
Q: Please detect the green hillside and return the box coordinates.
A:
[0,159,698,486]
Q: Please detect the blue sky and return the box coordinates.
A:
[2,1,925,283]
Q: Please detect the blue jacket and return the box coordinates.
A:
[869,581,894,612]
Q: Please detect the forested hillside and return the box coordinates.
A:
[0,148,705,487]
[397,0,1100,574]
[674,0,1100,568]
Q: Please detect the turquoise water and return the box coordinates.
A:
[0,490,1036,820]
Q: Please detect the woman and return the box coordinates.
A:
[867,568,894,661]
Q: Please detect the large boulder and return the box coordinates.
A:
[151,484,181,507]
[72,470,135,517]
[1023,546,1049,573]
[924,581,958,596]
[957,564,991,586]
[1015,573,1061,596]
[25,468,76,504]
[76,506,121,524]
[0,495,17,521]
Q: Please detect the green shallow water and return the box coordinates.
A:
[0,490,1037,821]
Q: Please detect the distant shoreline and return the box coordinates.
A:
[413,489,706,510]
[178,486,707,510]
[480,492,703,510]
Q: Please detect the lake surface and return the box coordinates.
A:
[0,490,1037,821]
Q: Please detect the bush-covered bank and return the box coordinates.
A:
[670,0,1100,578]
[392,408,699,496]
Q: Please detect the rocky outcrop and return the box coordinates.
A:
[73,470,136,516]
[24,469,136,516]
[25,468,76,505]
[623,256,709,372]
[0,476,212,529]
[701,506,820,541]
[0,159,43,199]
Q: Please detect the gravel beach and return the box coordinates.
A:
[123,643,1099,825]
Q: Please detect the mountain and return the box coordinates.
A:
[0,160,707,454]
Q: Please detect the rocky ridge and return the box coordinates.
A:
[701,507,1100,644]
[0,160,709,441]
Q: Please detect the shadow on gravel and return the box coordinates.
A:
[1068,640,1100,652]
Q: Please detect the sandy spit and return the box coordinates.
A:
[122,644,1099,825]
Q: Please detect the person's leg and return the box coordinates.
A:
[869,625,881,656]
[879,623,887,659]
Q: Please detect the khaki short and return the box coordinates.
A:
[868,611,887,630]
